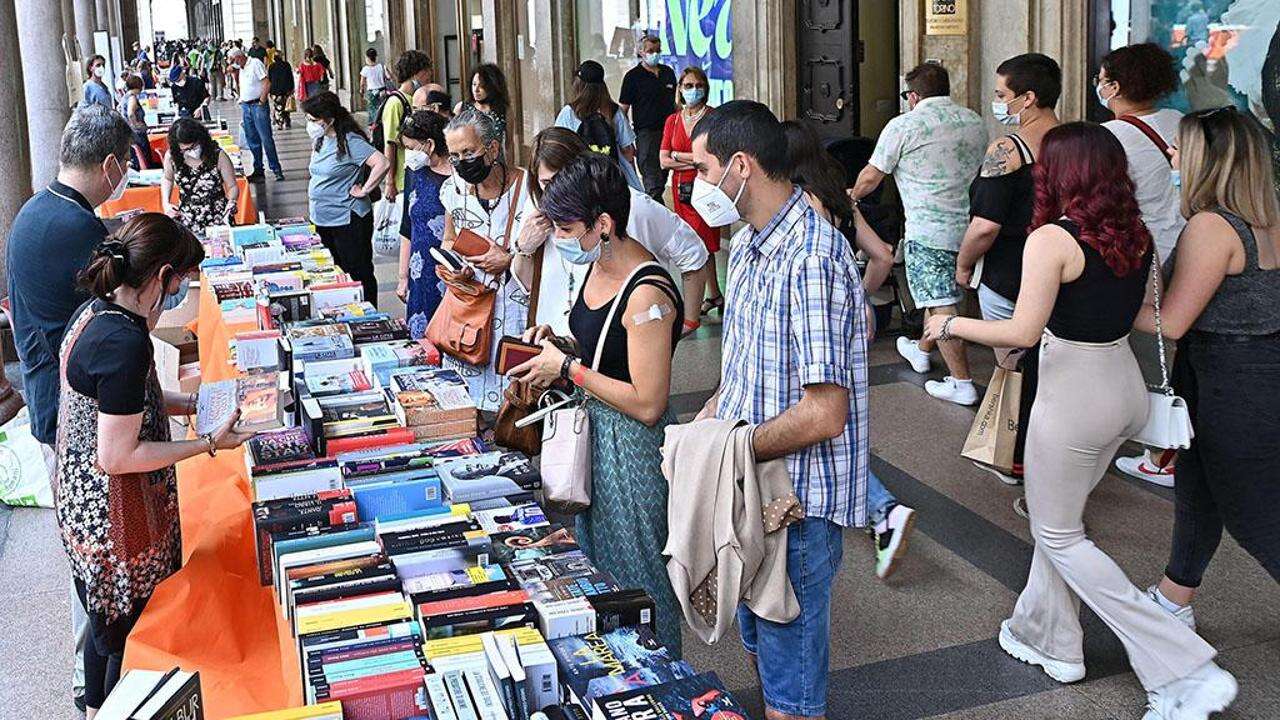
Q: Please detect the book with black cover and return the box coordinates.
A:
[592,672,749,720]
[588,589,657,635]
[547,627,673,709]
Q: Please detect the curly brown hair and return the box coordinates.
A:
[1100,43,1178,105]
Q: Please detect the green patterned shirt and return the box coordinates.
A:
[870,96,986,251]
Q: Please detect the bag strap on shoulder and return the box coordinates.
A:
[1117,115,1172,166]
[592,261,662,371]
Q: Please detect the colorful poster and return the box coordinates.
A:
[648,0,735,105]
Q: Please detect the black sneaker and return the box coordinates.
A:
[273,171,286,181]
[246,171,266,182]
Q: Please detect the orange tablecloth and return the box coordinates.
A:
[149,133,169,158]
[123,284,303,718]
[98,177,258,225]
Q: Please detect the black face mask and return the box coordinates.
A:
[455,153,493,185]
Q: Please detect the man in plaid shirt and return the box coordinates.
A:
[689,100,869,720]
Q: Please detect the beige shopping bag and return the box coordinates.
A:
[961,366,1022,473]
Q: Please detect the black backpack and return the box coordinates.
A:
[368,88,408,151]
[577,111,619,163]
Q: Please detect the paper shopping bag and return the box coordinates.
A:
[961,366,1022,473]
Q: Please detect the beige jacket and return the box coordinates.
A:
[661,418,803,644]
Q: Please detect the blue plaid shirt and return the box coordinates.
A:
[717,187,869,527]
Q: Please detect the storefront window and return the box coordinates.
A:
[574,0,734,106]
[1104,0,1277,131]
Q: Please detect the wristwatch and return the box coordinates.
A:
[200,432,217,457]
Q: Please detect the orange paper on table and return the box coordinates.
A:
[98,177,257,225]
[122,282,301,718]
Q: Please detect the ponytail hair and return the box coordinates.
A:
[78,213,204,300]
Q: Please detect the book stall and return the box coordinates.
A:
[107,218,751,720]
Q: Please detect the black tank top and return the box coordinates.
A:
[569,262,681,383]
[1045,219,1152,343]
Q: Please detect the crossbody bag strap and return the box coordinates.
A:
[1147,245,1172,392]
[591,261,662,371]
[1117,115,1172,166]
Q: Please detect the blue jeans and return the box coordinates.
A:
[240,101,281,174]
[738,518,844,717]
[867,470,896,526]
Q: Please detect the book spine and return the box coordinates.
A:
[444,671,481,720]
[464,669,509,720]
[426,673,461,720]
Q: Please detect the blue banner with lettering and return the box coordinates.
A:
[650,0,734,105]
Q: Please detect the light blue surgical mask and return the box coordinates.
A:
[1170,169,1181,190]
[553,230,602,265]
[162,277,190,312]
[643,52,660,67]
[682,87,705,105]
[1095,82,1114,110]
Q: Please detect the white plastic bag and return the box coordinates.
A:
[372,196,404,257]
[0,407,54,508]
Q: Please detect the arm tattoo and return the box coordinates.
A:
[981,141,1014,178]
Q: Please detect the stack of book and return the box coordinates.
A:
[383,367,477,442]
[97,667,202,720]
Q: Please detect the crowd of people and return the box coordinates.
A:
[8,26,1278,720]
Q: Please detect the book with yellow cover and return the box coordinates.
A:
[225,701,343,719]
[295,598,413,636]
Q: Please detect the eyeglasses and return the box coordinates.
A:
[899,90,913,101]
[447,151,485,166]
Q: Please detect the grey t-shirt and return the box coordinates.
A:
[307,132,377,227]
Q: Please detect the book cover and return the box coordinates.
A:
[310,281,366,312]
[260,289,313,329]
[349,317,410,345]
[337,437,482,480]
[224,701,342,720]
[425,673,460,720]
[323,427,417,456]
[588,589,657,636]
[489,525,580,567]
[508,551,595,586]
[591,672,748,720]
[349,474,444,522]
[435,452,541,505]
[444,671,481,720]
[387,368,476,427]
[248,427,316,468]
[547,627,674,708]
[195,372,284,436]
[473,502,548,536]
[306,367,374,398]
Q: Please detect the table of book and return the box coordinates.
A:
[98,177,258,225]
[122,285,303,717]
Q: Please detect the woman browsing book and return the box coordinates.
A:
[507,154,684,656]
[56,213,253,715]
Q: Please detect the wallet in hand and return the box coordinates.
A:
[496,336,543,375]
[452,228,492,258]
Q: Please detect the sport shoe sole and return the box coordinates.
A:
[1143,663,1237,720]
[876,506,917,580]
[896,337,931,374]
[1115,456,1175,488]
[998,620,1085,683]
[925,379,979,406]
[973,460,1023,486]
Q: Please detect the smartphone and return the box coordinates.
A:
[496,336,543,375]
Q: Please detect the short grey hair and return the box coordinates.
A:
[446,107,502,148]
[60,105,133,169]
[228,48,246,59]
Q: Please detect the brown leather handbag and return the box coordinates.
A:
[426,172,524,366]
[493,243,545,453]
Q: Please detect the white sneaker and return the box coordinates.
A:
[1142,661,1237,720]
[875,504,917,579]
[896,336,932,373]
[1116,451,1175,488]
[973,460,1023,486]
[998,619,1086,683]
[1147,585,1197,631]
[925,376,979,406]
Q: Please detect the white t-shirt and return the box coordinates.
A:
[1104,109,1186,259]
[533,187,709,334]
[237,57,269,103]
[361,64,388,91]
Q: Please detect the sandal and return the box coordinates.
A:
[700,295,725,317]
[681,319,702,338]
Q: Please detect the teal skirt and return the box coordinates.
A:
[575,398,683,657]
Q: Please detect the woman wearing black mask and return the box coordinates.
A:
[437,107,536,417]
[57,213,252,713]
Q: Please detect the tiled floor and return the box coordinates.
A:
[1,101,1276,719]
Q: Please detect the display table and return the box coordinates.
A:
[98,177,258,225]
[121,284,303,718]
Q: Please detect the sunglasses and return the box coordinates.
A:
[899,90,914,101]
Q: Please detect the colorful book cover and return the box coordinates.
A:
[435,452,541,505]
[592,672,749,720]
[248,427,316,467]
[488,525,580,567]
[547,627,673,707]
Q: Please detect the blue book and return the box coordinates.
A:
[319,649,423,682]
[349,474,444,521]
[547,626,674,707]
[584,660,698,709]
[230,223,276,249]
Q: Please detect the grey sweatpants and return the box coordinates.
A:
[1006,331,1216,690]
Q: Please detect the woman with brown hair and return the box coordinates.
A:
[1138,106,1280,626]
[660,66,722,317]
[57,213,251,714]
[554,60,643,192]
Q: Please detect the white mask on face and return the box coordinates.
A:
[404,149,429,171]
[93,65,106,79]
[690,156,747,228]
[992,95,1024,126]
[107,156,129,202]
[183,145,203,162]
[306,120,327,141]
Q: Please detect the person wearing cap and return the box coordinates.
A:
[230,47,285,181]
[554,60,643,193]
[170,63,209,120]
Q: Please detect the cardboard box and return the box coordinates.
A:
[153,326,201,396]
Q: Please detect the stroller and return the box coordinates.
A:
[824,136,924,337]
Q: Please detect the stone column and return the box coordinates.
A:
[17,0,73,191]
[0,0,33,424]
[95,0,108,30]
[74,0,98,59]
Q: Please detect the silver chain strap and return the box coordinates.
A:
[1148,244,1173,395]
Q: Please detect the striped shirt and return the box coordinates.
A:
[716,187,869,527]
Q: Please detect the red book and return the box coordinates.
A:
[416,588,530,618]
[324,427,416,456]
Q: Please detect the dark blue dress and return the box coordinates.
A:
[402,166,450,339]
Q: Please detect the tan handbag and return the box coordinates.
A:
[425,172,524,366]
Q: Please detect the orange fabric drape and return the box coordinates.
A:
[122,283,303,718]
[98,177,258,225]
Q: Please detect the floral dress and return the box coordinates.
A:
[439,167,530,413]
[403,166,450,340]
[174,157,233,238]
[54,305,181,629]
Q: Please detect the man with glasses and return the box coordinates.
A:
[619,35,678,203]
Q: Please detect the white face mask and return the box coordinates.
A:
[404,149,429,171]
[93,65,106,79]
[691,156,747,228]
[183,145,203,162]
[306,120,327,141]
[107,157,129,202]
[1095,82,1115,110]
[991,95,1024,126]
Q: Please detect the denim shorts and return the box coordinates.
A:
[738,517,845,717]
[904,240,962,308]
